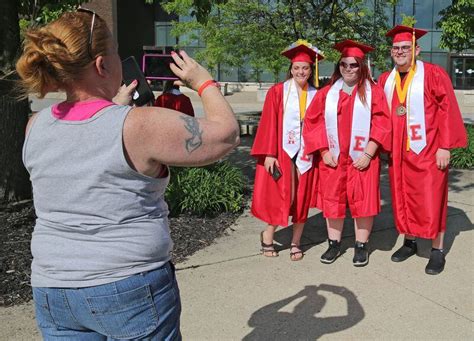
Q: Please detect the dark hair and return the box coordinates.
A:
[329,56,373,105]
[16,11,110,98]
[285,63,316,89]
[163,80,179,93]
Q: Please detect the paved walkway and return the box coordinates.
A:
[176,136,473,340]
[2,91,473,340]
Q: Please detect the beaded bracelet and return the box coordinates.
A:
[198,80,220,96]
[364,152,373,159]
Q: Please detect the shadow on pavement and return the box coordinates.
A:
[448,169,474,193]
[243,284,364,341]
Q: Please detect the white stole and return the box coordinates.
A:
[282,79,317,174]
[324,78,372,161]
[383,60,426,154]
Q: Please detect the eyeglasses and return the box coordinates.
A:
[391,45,412,53]
[77,7,96,60]
[339,62,360,70]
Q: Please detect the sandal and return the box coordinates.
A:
[290,244,304,261]
[260,231,278,257]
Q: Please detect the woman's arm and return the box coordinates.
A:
[123,51,240,169]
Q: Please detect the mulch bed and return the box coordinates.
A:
[0,200,242,307]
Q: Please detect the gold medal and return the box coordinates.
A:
[396,105,406,116]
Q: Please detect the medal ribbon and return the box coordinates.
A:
[394,67,415,105]
[395,68,415,151]
[400,30,417,151]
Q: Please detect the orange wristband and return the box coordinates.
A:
[198,80,220,96]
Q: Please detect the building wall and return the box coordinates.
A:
[82,0,117,42]
[116,1,156,62]
[88,0,472,89]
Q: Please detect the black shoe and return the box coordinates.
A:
[353,241,369,267]
[425,248,446,275]
[391,239,417,262]
[320,239,341,264]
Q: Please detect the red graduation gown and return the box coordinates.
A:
[303,82,391,218]
[251,82,318,227]
[378,62,467,239]
[154,93,195,117]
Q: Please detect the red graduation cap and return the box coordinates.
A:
[386,25,428,43]
[333,39,374,59]
[281,39,324,64]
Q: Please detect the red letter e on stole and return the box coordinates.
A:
[409,124,422,141]
[353,136,365,151]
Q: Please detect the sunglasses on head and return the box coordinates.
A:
[339,61,360,70]
[77,7,96,60]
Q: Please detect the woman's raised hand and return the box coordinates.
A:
[169,51,213,92]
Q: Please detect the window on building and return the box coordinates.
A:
[433,0,452,28]
[414,0,433,29]
[431,52,448,69]
[155,22,176,47]
[395,0,415,23]
[451,57,474,90]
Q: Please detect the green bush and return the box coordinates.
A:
[165,161,245,217]
[451,124,473,169]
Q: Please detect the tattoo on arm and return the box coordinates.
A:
[180,116,203,153]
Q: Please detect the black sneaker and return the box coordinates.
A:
[353,241,369,267]
[391,239,417,262]
[320,239,341,264]
[425,248,446,275]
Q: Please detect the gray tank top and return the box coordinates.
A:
[23,104,172,287]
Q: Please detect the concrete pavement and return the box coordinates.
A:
[174,135,473,340]
[2,90,472,340]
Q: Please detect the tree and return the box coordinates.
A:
[0,0,81,202]
[163,0,397,82]
[436,0,474,52]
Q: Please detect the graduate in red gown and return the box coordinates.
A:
[378,25,467,275]
[303,40,391,267]
[251,40,323,261]
[154,80,195,117]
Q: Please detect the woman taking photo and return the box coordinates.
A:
[17,9,239,340]
[251,40,323,261]
[303,40,391,267]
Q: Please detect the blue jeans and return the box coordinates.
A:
[33,262,181,340]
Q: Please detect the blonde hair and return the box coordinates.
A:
[16,11,110,98]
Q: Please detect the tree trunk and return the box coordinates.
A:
[0,77,31,202]
[0,0,32,202]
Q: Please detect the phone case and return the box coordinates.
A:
[272,167,282,181]
[121,56,155,106]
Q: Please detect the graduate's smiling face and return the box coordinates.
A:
[391,41,421,71]
[291,62,312,87]
[339,57,360,86]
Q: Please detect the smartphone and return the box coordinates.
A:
[271,167,282,181]
[142,54,179,81]
[121,56,155,106]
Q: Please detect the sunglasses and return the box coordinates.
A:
[339,61,360,70]
[77,7,96,60]
[391,45,412,53]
